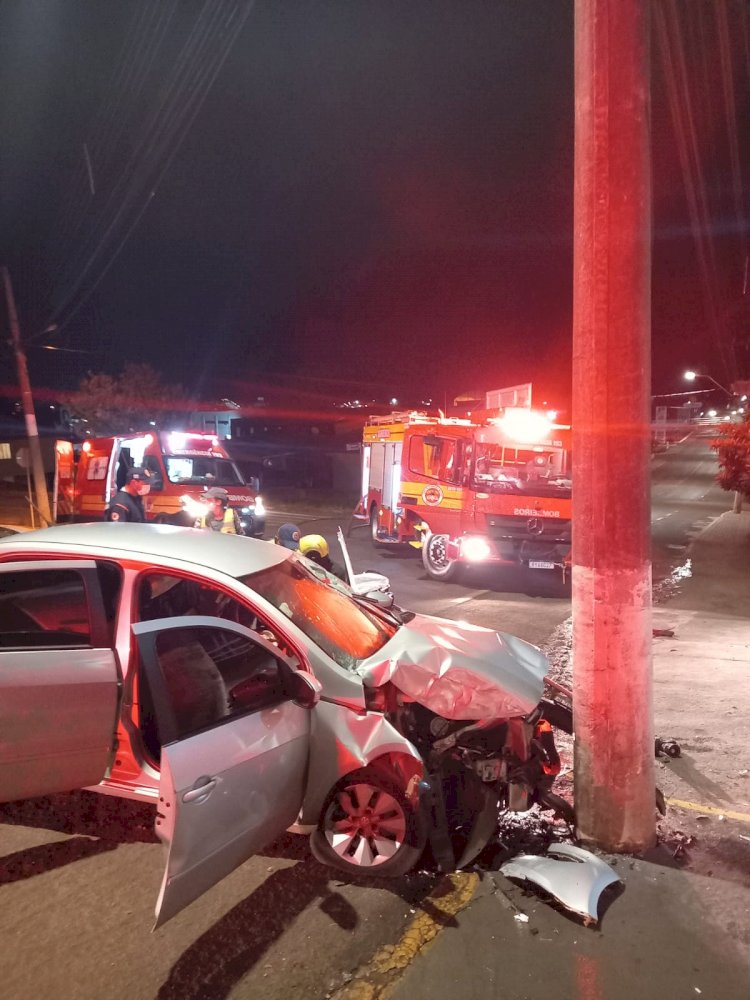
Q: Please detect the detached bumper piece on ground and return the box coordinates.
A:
[500,843,621,925]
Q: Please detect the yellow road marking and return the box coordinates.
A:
[330,872,479,1000]
[327,800,746,1000]
[667,798,750,824]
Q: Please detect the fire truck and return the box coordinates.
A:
[55,429,266,536]
[356,407,571,581]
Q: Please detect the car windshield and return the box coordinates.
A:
[164,456,243,487]
[240,556,397,670]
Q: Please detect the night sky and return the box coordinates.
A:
[1,1,748,410]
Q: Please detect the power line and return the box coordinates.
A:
[654,2,732,382]
[47,1,256,339]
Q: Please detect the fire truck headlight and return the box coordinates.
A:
[461,536,492,563]
[252,496,265,516]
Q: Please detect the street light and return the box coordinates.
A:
[39,344,96,354]
[27,322,59,344]
[683,370,732,397]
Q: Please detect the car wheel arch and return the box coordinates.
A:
[298,701,424,827]
[362,750,425,800]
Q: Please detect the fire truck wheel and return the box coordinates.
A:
[422,532,461,582]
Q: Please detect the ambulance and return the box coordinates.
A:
[56,430,265,536]
[356,408,571,581]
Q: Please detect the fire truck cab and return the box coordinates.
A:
[357,409,571,581]
[57,430,266,536]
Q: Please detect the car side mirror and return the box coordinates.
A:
[248,476,260,492]
[362,589,394,609]
[287,670,321,708]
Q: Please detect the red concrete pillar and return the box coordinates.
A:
[572,0,655,850]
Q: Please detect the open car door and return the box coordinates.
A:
[133,616,319,928]
[0,559,120,802]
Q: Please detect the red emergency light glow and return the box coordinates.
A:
[168,431,221,451]
[496,409,553,444]
[179,431,220,445]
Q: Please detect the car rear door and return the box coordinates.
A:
[0,559,120,802]
[133,616,316,928]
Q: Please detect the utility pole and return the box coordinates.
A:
[2,266,53,526]
[572,0,654,850]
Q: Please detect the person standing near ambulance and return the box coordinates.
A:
[106,467,153,522]
[196,487,241,533]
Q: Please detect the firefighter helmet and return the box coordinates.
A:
[299,534,329,560]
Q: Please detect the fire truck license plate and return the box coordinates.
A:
[528,560,556,570]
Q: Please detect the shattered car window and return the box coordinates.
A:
[240,558,396,670]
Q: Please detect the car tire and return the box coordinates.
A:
[422,532,461,582]
[310,767,427,878]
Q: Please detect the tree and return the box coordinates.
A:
[712,417,750,512]
[70,363,186,435]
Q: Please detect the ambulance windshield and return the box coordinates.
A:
[164,456,243,486]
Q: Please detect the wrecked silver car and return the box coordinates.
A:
[0,523,572,926]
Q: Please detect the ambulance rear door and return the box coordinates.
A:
[76,438,118,520]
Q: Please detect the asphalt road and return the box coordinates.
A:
[0,434,731,1000]
[649,431,730,584]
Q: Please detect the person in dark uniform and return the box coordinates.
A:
[106,466,152,522]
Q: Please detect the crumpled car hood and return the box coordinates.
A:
[356,613,549,720]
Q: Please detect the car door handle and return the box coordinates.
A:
[182,778,218,803]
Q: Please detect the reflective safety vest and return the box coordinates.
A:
[199,508,238,534]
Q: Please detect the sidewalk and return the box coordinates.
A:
[384,509,750,1000]
[652,511,750,823]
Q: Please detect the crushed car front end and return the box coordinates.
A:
[352,614,573,870]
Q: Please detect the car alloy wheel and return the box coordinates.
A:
[311,768,426,877]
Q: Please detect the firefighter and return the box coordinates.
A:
[274,523,301,550]
[106,467,152,522]
[197,487,241,533]
[299,533,348,582]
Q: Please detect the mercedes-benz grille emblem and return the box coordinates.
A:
[527,517,544,535]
